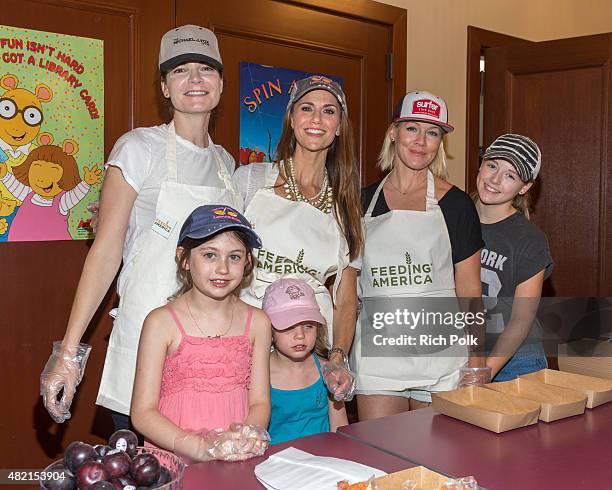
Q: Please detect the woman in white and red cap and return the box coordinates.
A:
[351,91,485,420]
[233,76,363,401]
[40,25,243,430]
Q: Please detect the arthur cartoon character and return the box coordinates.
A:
[0,74,53,196]
[0,134,102,241]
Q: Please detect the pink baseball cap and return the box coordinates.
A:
[394,90,454,133]
[262,278,326,330]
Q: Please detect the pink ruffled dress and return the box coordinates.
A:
[157,304,253,433]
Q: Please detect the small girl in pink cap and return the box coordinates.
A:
[263,278,348,444]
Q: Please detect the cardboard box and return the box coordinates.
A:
[483,377,587,422]
[521,368,612,408]
[372,466,454,490]
[431,386,540,433]
[558,340,612,380]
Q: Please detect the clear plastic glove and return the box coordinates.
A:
[40,341,92,423]
[87,201,99,234]
[173,432,214,463]
[322,361,356,402]
[458,366,492,388]
[204,423,270,461]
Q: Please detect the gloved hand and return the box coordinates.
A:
[322,360,356,402]
[174,424,270,463]
[40,341,92,423]
[205,423,270,461]
[458,366,492,388]
[87,201,100,234]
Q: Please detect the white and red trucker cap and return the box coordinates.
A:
[394,91,454,133]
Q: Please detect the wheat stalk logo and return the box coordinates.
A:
[405,252,412,265]
[296,249,305,264]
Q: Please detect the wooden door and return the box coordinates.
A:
[177,0,407,186]
[483,34,612,297]
[1,0,173,468]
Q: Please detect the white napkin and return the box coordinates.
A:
[254,447,386,489]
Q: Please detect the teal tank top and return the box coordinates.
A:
[268,354,330,444]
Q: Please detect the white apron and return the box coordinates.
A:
[351,171,467,392]
[241,164,348,344]
[96,123,243,415]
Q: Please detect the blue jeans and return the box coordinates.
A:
[493,342,548,382]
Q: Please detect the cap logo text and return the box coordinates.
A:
[173,37,210,47]
[412,99,440,118]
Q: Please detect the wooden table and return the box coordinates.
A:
[339,403,612,489]
[182,431,417,489]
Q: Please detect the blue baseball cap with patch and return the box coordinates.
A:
[178,205,262,249]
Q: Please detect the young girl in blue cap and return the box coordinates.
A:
[262,278,348,444]
[475,134,553,381]
[131,205,271,462]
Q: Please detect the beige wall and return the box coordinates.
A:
[375,0,612,187]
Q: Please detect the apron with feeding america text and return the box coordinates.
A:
[96,122,243,415]
[241,164,348,344]
[351,170,467,392]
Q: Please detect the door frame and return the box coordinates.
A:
[465,26,528,191]
[251,0,407,112]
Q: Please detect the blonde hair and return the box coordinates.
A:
[377,122,449,180]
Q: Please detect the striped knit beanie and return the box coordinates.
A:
[482,134,541,182]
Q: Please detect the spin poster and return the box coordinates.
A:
[239,62,342,165]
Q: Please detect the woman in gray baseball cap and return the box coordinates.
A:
[475,134,553,382]
[40,25,244,431]
[232,75,363,401]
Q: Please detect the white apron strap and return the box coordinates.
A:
[366,170,438,215]
[365,175,389,217]
[165,121,179,183]
[425,170,438,211]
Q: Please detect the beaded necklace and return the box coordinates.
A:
[282,157,333,213]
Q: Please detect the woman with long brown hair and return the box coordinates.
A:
[233,76,363,399]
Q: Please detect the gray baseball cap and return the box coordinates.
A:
[287,75,347,114]
[159,25,222,73]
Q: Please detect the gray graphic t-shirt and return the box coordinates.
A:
[480,212,553,347]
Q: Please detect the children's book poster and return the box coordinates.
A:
[239,62,342,165]
[0,25,103,242]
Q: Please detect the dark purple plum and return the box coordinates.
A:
[108,430,138,458]
[41,463,76,490]
[76,461,109,489]
[154,466,172,486]
[102,450,132,479]
[90,482,115,490]
[110,476,137,489]
[130,454,160,487]
[64,441,97,473]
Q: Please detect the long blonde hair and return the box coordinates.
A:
[377,122,449,180]
[275,106,363,261]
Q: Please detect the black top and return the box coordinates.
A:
[362,180,484,264]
